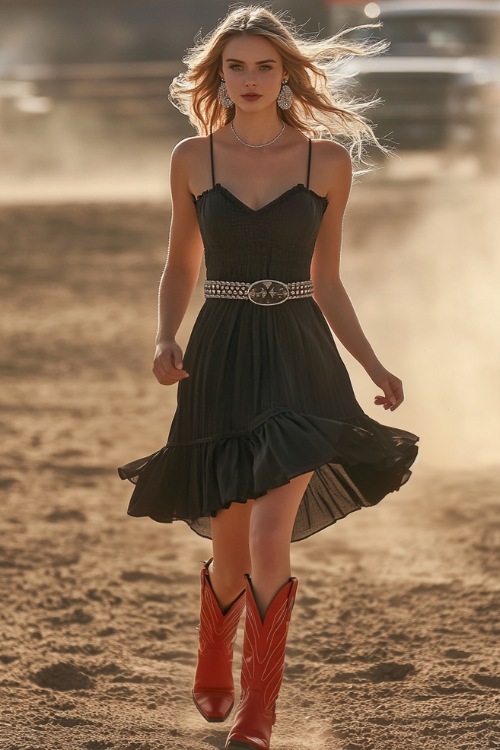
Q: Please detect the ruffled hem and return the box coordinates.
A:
[117,409,418,542]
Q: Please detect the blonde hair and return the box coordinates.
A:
[169,4,387,162]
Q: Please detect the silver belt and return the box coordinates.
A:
[204,279,314,306]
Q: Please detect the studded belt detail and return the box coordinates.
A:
[204,279,314,306]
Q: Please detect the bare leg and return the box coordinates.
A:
[249,472,313,619]
[209,500,253,612]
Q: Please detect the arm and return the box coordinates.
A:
[310,144,403,411]
[152,140,204,386]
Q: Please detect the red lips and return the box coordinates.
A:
[242,94,262,101]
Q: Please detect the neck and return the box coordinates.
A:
[231,109,284,145]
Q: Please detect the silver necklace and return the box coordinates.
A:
[230,120,285,148]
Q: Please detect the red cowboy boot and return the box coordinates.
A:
[193,559,246,722]
[225,574,298,749]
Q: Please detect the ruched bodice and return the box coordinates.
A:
[194,183,328,282]
[118,136,418,541]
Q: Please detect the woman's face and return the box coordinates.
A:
[220,35,286,111]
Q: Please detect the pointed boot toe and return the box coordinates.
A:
[192,688,235,722]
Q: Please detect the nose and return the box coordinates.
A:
[244,78,257,88]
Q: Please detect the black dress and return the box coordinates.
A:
[118,136,418,542]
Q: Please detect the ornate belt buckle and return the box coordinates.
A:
[247,279,290,306]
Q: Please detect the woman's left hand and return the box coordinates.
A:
[367,363,404,411]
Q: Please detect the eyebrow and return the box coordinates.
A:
[225,58,278,64]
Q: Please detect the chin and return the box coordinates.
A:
[238,99,272,113]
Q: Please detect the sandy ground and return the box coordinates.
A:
[1,162,500,750]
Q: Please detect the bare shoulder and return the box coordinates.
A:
[171,135,210,169]
[312,139,350,159]
[312,139,351,172]
[169,136,213,198]
[311,139,352,198]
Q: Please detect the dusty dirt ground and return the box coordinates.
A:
[1,163,499,750]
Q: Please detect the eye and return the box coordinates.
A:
[228,64,243,70]
[260,65,272,70]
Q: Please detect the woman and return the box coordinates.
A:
[118,6,418,749]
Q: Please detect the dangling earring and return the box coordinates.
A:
[277,80,293,110]
[218,79,234,108]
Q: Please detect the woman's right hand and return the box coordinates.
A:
[152,340,189,386]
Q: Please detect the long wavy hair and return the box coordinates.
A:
[169,4,387,162]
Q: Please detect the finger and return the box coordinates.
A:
[154,352,189,380]
[153,359,168,381]
[389,380,404,410]
[165,365,189,380]
[153,368,189,385]
[152,361,163,381]
[374,396,392,411]
[153,357,171,383]
[383,383,397,407]
[153,362,188,385]
[373,383,396,410]
[171,348,184,371]
[375,381,404,409]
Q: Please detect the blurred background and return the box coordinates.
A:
[1,3,500,749]
[2,0,500,199]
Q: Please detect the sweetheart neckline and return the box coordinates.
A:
[194,182,328,213]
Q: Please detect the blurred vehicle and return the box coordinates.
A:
[347,1,500,172]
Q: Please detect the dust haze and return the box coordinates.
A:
[0,103,178,202]
[342,155,500,471]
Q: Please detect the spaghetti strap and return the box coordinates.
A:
[210,133,216,188]
[306,138,312,189]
